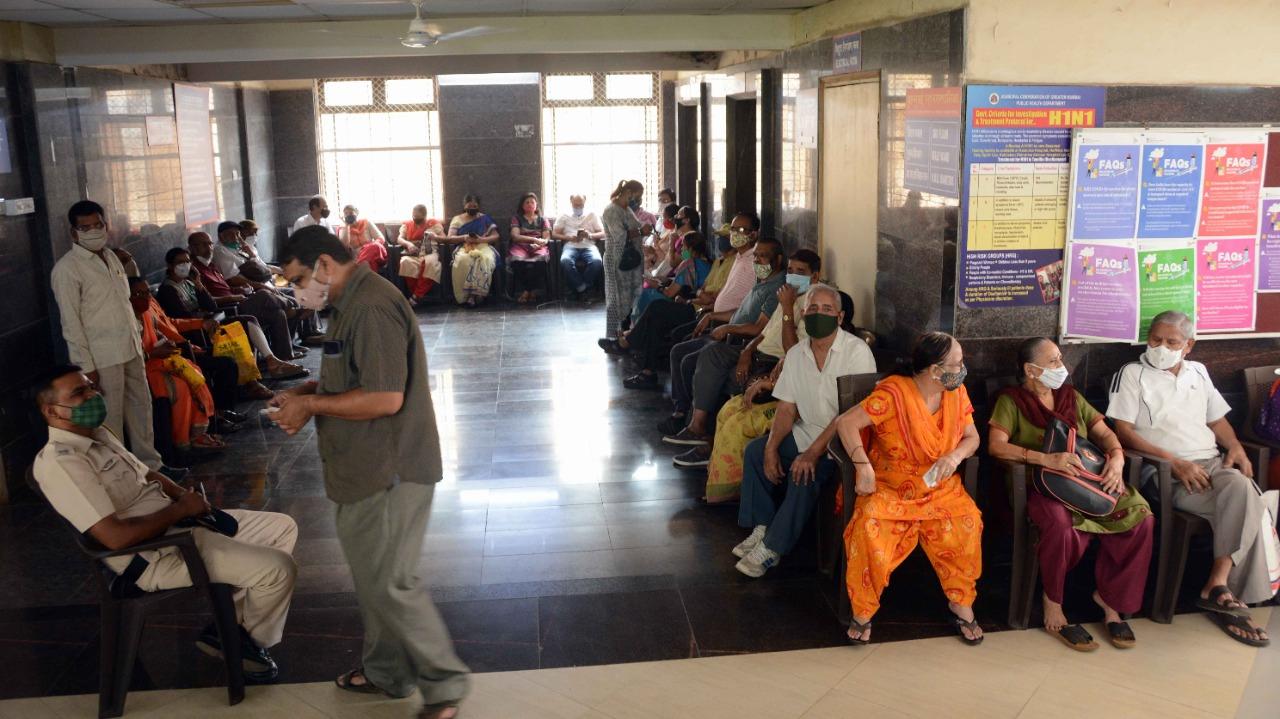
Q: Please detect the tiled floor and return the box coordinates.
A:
[0,304,1266,708]
[0,609,1272,718]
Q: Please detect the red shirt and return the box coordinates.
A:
[194,257,234,298]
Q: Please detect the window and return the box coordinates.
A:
[541,72,662,218]
[315,77,445,223]
[883,73,956,208]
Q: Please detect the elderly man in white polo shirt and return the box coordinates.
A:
[1108,310,1273,646]
[733,284,876,578]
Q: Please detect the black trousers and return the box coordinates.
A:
[512,260,547,295]
[194,354,240,413]
[627,300,696,372]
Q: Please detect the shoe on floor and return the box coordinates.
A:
[623,372,659,390]
[673,445,711,468]
[735,542,780,578]
[219,410,248,424]
[195,623,280,683]
[663,426,710,447]
[732,525,767,558]
[656,413,686,436]
[301,334,325,347]
[597,338,627,356]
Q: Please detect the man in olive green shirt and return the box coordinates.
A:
[270,225,468,719]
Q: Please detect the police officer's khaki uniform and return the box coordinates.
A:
[34,426,299,648]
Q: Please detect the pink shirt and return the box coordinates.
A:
[714,250,756,313]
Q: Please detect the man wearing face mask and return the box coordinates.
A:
[188,231,299,363]
[292,195,336,235]
[51,200,167,474]
[552,194,606,301]
[269,226,470,717]
[669,250,822,466]
[661,238,787,442]
[732,284,875,577]
[1108,310,1274,646]
[32,365,299,683]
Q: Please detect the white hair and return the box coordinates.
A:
[1149,310,1195,340]
[804,283,840,310]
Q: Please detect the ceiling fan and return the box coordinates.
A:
[400,0,497,48]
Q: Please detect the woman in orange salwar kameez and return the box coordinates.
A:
[836,332,984,646]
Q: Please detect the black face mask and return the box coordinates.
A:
[320,208,331,218]
[717,235,734,254]
[465,208,479,216]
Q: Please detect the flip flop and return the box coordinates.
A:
[1195,585,1252,619]
[950,615,984,646]
[847,618,872,646]
[1208,612,1270,647]
[335,667,385,695]
[1046,624,1098,652]
[1105,621,1136,649]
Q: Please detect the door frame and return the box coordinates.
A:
[816,70,881,257]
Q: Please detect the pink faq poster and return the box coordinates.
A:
[1196,237,1257,331]
[1065,243,1139,341]
[1198,141,1265,237]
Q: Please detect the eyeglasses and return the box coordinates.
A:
[74,221,105,232]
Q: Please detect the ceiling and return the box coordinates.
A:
[0,0,825,26]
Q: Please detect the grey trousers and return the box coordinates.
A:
[1175,457,1276,605]
[99,356,163,470]
[335,482,470,703]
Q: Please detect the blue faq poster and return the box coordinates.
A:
[1137,135,1205,239]
[1071,134,1141,240]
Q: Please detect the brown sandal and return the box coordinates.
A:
[335,667,384,695]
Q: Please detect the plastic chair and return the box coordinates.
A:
[1242,364,1280,447]
[26,469,245,718]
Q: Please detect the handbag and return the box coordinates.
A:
[618,239,643,272]
[1257,488,1280,596]
[1032,416,1121,517]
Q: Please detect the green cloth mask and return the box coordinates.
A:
[681,248,692,261]
[803,313,838,339]
[60,394,107,429]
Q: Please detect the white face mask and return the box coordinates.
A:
[573,207,584,217]
[174,262,192,278]
[195,253,212,265]
[294,261,330,310]
[730,231,750,248]
[1144,344,1184,371]
[76,227,108,252]
[1032,364,1070,390]
[243,235,257,247]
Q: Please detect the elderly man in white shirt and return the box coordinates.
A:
[50,200,165,473]
[291,195,337,235]
[1108,310,1273,646]
[552,194,606,300]
[733,284,876,578]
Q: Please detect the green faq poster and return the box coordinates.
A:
[1138,246,1196,337]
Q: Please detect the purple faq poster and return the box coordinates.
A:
[1258,196,1280,292]
[1065,243,1139,341]
[1072,142,1141,240]
[1138,140,1204,239]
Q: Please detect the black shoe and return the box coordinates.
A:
[663,426,710,447]
[623,372,659,390]
[220,410,248,424]
[301,334,325,347]
[673,445,711,468]
[657,413,687,436]
[597,338,627,356]
[196,624,280,683]
[159,465,189,482]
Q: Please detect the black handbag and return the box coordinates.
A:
[618,240,643,272]
[1032,416,1120,517]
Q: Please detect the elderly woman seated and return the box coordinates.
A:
[396,204,446,304]
[446,193,501,306]
[337,204,388,273]
[836,332,984,646]
[987,337,1153,651]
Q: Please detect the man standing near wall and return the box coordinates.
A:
[51,200,174,474]
[268,225,469,719]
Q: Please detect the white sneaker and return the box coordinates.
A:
[731,525,768,558]
[735,542,780,578]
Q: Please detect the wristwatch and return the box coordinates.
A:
[783,313,793,322]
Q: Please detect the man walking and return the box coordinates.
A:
[269,225,468,718]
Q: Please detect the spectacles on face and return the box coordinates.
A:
[74,220,105,233]
[935,361,967,373]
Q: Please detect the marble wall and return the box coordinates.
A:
[242,88,280,260]
[269,88,318,245]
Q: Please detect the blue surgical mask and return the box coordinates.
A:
[785,273,811,293]
[573,207,584,218]
[628,198,640,210]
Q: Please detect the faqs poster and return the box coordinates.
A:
[1258,192,1280,292]
[1137,135,1204,239]
[1065,242,1139,341]
[1195,237,1257,332]
[1070,133,1142,241]
[1198,133,1267,237]
[958,85,1105,307]
[1138,245,1196,338]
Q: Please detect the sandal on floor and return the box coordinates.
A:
[1208,612,1271,647]
[335,667,385,695]
[847,618,872,646]
[1106,621,1136,649]
[1046,624,1098,652]
[950,615,984,646]
[418,702,461,719]
[1195,585,1252,618]
[191,434,226,450]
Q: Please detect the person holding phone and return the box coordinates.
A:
[446,194,499,306]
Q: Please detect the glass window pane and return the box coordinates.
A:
[385,78,434,105]
[605,74,651,100]
[545,75,593,102]
[324,80,373,107]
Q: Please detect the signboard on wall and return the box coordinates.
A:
[1060,126,1278,342]
[173,83,219,227]
[903,87,961,198]
[832,33,861,73]
[145,115,176,146]
[957,85,1106,308]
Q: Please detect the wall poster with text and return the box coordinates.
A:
[1064,242,1139,341]
[1198,132,1267,238]
[1070,132,1142,241]
[1138,244,1196,338]
[1258,191,1280,292]
[1195,237,1257,332]
[1137,133,1204,239]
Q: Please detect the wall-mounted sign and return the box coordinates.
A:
[173,83,219,227]
[145,115,176,146]
[903,87,961,198]
[832,32,862,73]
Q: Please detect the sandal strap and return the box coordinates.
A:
[1208,585,1244,608]
[1106,621,1135,641]
[1059,624,1093,645]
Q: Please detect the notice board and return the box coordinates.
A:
[1059,126,1280,342]
[173,83,219,227]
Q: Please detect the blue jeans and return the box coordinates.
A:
[739,433,836,556]
[561,245,603,293]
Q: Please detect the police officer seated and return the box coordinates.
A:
[32,365,300,682]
